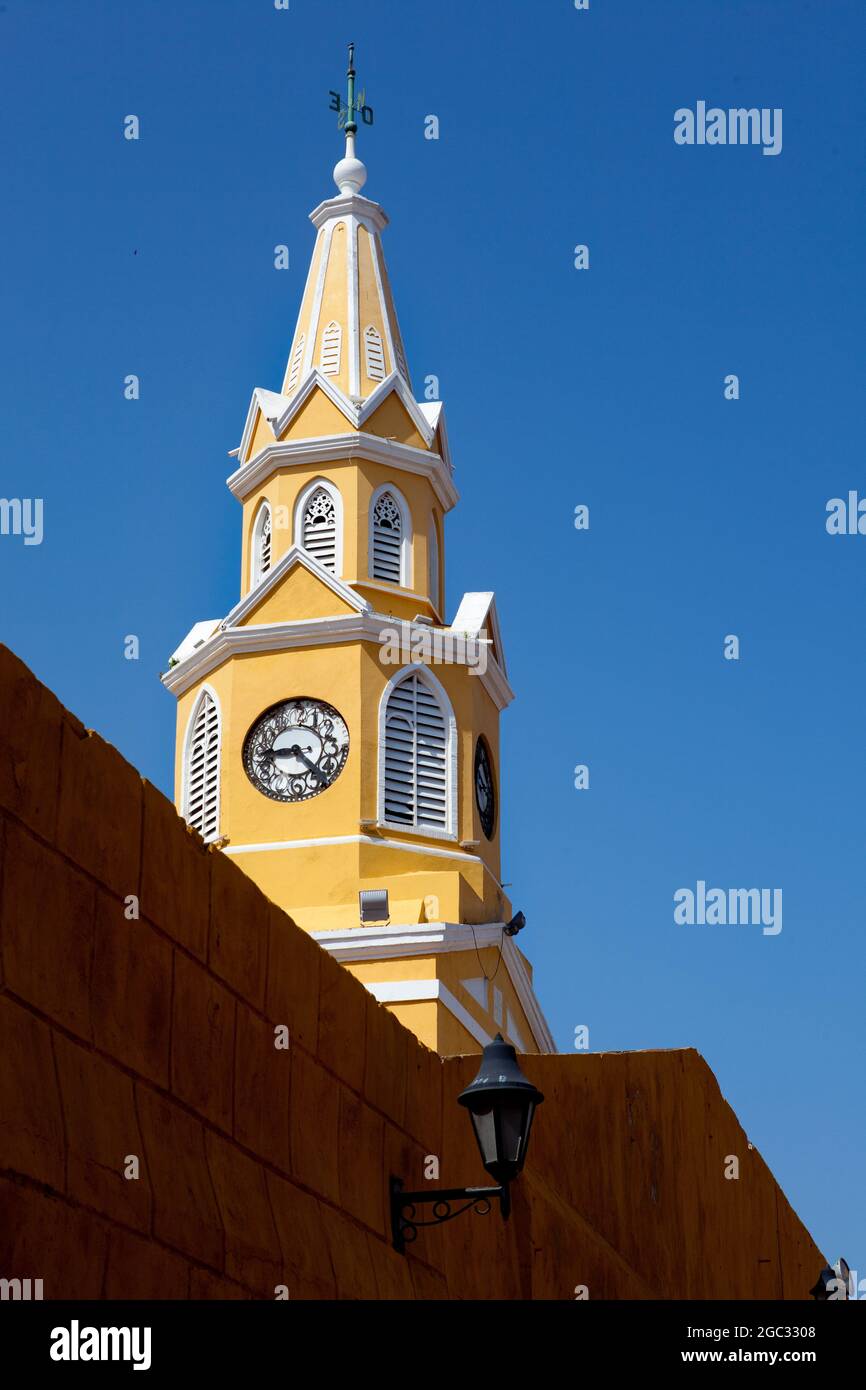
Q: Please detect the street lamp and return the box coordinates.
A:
[390,1034,544,1253]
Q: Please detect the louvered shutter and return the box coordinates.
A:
[302,487,337,572]
[286,333,305,392]
[364,325,385,381]
[186,692,220,841]
[372,492,403,583]
[383,673,448,831]
[252,504,271,586]
[259,507,271,576]
[320,321,342,375]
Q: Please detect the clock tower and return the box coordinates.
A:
[162,48,554,1056]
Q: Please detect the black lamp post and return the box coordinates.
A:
[390,1034,544,1253]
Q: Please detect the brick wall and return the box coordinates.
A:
[0,645,823,1299]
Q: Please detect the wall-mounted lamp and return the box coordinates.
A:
[390,1034,544,1253]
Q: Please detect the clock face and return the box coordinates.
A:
[474,737,496,840]
[243,698,349,802]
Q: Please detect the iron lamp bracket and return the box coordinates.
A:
[390,1176,511,1254]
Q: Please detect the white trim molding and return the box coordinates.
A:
[358,371,429,440]
[377,662,458,840]
[309,192,389,235]
[249,498,272,590]
[346,215,360,396]
[237,387,291,469]
[180,683,222,843]
[312,920,557,1054]
[162,609,515,711]
[362,979,491,1049]
[224,832,493,870]
[451,591,508,677]
[227,431,458,514]
[237,370,436,470]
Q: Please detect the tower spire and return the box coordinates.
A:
[332,41,368,197]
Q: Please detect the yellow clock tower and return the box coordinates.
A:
[163,49,554,1056]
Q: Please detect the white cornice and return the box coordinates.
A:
[236,370,439,466]
[237,388,266,473]
[161,609,515,710]
[418,401,454,476]
[352,578,432,606]
[225,833,484,865]
[312,921,557,1054]
[309,192,388,234]
[226,431,459,512]
[452,591,508,679]
[275,370,434,449]
[313,920,506,958]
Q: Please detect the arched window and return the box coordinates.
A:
[428,514,440,612]
[294,478,343,577]
[302,486,337,572]
[381,670,452,833]
[364,324,385,381]
[184,689,221,842]
[371,488,408,585]
[320,321,342,376]
[250,501,272,588]
[286,333,305,392]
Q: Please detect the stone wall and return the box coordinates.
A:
[0,646,823,1298]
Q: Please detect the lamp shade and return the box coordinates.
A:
[457,1035,544,1185]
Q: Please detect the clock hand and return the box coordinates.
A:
[268,742,326,782]
[268,740,313,760]
[290,746,326,782]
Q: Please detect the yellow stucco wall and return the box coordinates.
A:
[237,561,358,626]
[174,628,508,924]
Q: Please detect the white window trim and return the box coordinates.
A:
[428,512,441,615]
[377,662,458,840]
[293,477,344,578]
[181,684,222,843]
[249,499,272,590]
[369,482,412,589]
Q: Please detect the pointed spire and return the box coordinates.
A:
[333,42,368,197]
[276,48,413,402]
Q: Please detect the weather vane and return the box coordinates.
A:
[328,42,374,131]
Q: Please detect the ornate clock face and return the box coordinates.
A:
[243,698,349,802]
[474,737,496,840]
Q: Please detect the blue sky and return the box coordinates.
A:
[2,0,864,1284]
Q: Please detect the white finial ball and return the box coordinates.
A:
[333,155,367,197]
